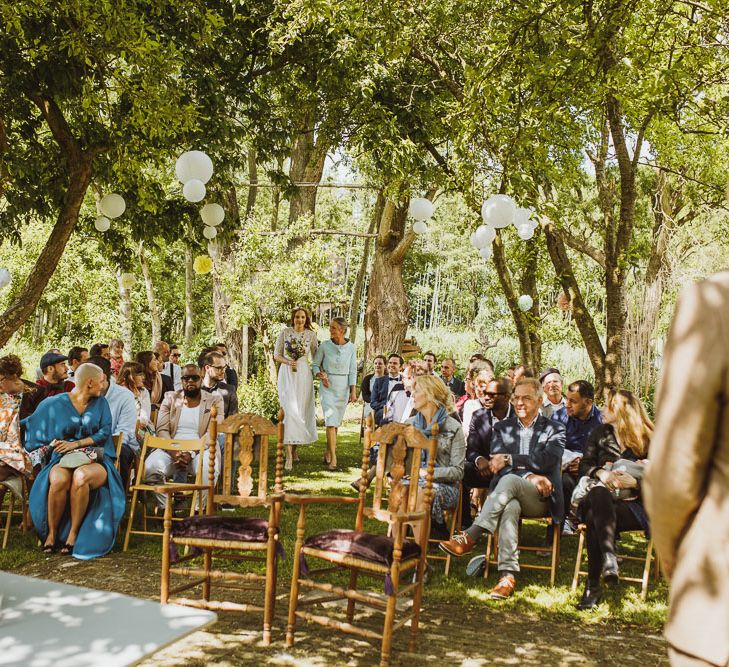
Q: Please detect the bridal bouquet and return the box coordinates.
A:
[285,336,308,372]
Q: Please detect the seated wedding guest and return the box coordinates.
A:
[88,356,137,489]
[440,358,466,398]
[539,367,565,419]
[202,351,238,418]
[67,346,89,384]
[462,378,513,529]
[512,364,535,383]
[422,351,437,375]
[160,342,182,391]
[461,368,495,436]
[89,342,110,359]
[408,374,465,540]
[0,356,35,495]
[215,342,239,388]
[136,350,174,409]
[370,354,404,425]
[552,380,602,534]
[574,389,652,610]
[24,363,125,558]
[456,359,490,419]
[142,364,223,510]
[108,339,125,378]
[117,362,154,445]
[440,377,565,600]
[360,355,386,421]
[36,351,75,397]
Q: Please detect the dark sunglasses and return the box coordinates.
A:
[170,353,181,358]
[181,375,201,382]
[484,391,506,397]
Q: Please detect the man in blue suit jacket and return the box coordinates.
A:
[440,377,565,600]
[369,354,403,425]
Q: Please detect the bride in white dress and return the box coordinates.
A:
[273,307,319,470]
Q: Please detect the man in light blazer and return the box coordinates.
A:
[644,271,729,667]
[144,363,224,509]
[440,376,565,600]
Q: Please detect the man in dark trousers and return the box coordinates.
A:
[461,377,513,528]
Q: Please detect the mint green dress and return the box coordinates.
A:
[312,339,357,427]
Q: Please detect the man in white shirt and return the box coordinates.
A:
[143,363,223,509]
[157,341,182,391]
[539,367,566,419]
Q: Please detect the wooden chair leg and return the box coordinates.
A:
[380,558,401,667]
[550,523,560,586]
[2,493,14,549]
[160,500,172,604]
[346,569,359,622]
[640,538,653,600]
[409,554,427,651]
[123,488,140,551]
[571,529,585,592]
[286,507,306,648]
[202,549,212,601]
[262,525,278,646]
[484,532,498,580]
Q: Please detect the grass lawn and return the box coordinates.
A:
[0,422,669,665]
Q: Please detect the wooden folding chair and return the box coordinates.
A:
[571,524,659,600]
[483,516,561,585]
[123,432,208,551]
[113,433,124,471]
[426,482,462,576]
[0,476,28,549]
[286,418,439,667]
[157,408,285,646]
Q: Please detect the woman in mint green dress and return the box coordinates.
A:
[311,317,357,470]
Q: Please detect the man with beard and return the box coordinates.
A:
[142,363,223,509]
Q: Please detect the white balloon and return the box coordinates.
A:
[183,179,206,202]
[518,294,533,311]
[482,194,516,228]
[120,273,136,289]
[479,246,492,260]
[412,220,428,234]
[409,197,434,221]
[100,193,126,219]
[514,207,533,227]
[94,215,111,232]
[474,224,496,249]
[203,225,218,239]
[200,203,225,227]
[0,268,11,290]
[517,223,535,240]
[176,150,214,184]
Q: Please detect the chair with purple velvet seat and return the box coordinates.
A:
[285,416,439,667]
[156,408,285,646]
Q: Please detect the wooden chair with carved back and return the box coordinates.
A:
[156,409,285,646]
[0,476,29,549]
[285,416,438,667]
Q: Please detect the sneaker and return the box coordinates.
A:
[466,554,486,577]
[438,531,476,557]
[490,574,516,600]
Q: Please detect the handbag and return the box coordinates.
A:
[58,446,105,469]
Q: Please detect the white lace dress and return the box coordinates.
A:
[275,327,318,445]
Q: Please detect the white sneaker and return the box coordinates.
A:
[466,554,486,577]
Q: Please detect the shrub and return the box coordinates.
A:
[237,371,280,421]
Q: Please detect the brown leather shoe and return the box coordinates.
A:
[438,532,476,557]
[490,574,516,599]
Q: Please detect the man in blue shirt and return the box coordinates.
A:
[552,380,602,533]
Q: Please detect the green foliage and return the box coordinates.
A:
[237,371,280,422]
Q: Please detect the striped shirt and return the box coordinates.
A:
[518,415,539,456]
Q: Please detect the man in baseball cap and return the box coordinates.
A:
[36,351,74,397]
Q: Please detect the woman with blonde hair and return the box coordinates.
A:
[574,389,654,610]
[273,307,319,470]
[409,374,465,539]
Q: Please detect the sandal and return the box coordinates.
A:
[60,542,75,556]
[41,542,56,554]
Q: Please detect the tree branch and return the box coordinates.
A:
[555,226,606,268]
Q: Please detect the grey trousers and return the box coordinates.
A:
[473,474,550,573]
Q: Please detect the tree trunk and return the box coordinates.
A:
[364,192,416,361]
[0,156,92,347]
[138,240,161,346]
[245,148,258,219]
[184,245,194,348]
[117,272,134,355]
[287,108,328,225]
[348,213,377,343]
[519,236,542,370]
[271,156,283,231]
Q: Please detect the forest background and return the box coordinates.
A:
[1,0,728,418]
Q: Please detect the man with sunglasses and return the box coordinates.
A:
[143,363,223,510]
[461,378,513,529]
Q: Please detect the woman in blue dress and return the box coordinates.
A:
[312,317,357,470]
[24,363,125,558]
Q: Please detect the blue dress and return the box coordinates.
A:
[312,339,357,427]
[23,393,125,560]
